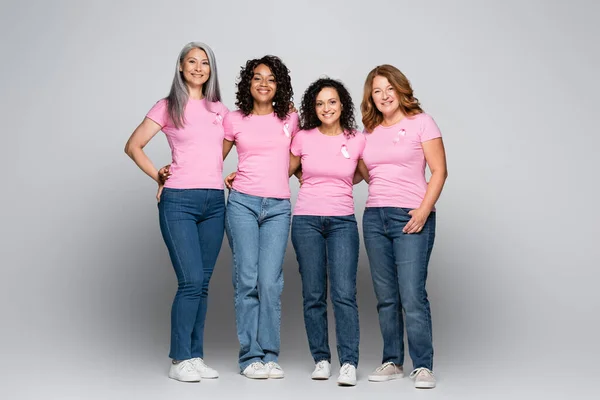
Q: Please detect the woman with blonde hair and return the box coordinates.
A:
[358,64,448,389]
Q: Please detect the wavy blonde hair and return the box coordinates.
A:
[361,64,423,133]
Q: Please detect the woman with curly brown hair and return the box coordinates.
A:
[288,78,365,386]
[222,55,299,379]
[358,65,447,389]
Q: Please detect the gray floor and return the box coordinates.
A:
[3,253,588,400]
[5,345,581,400]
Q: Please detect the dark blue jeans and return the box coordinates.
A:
[291,215,360,367]
[362,207,436,370]
[158,188,225,361]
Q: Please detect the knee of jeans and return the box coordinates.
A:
[259,280,283,300]
[372,280,398,303]
[178,278,203,296]
[303,286,326,304]
[330,286,356,305]
[401,287,429,312]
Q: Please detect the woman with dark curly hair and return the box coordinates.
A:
[288,78,365,386]
[222,55,299,379]
[359,65,447,389]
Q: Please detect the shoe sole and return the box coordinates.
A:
[168,374,201,382]
[243,374,269,379]
[337,379,357,386]
[200,374,219,379]
[269,374,284,379]
[368,373,403,382]
[415,382,436,389]
[311,375,331,380]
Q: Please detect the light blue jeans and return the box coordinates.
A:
[225,190,291,371]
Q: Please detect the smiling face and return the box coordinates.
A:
[315,87,342,127]
[371,75,400,117]
[179,48,210,90]
[250,63,277,104]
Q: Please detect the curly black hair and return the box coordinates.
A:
[299,78,357,137]
[235,55,294,120]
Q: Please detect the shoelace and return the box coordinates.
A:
[409,367,433,378]
[266,362,281,370]
[340,364,353,376]
[179,359,197,372]
[315,361,328,371]
[193,358,207,368]
[249,362,264,370]
[375,361,396,372]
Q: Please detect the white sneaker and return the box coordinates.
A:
[368,361,404,382]
[168,359,201,382]
[191,357,219,379]
[337,363,357,386]
[410,367,436,389]
[265,361,285,379]
[242,362,269,379]
[311,360,331,380]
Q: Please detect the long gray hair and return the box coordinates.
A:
[166,42,222,128]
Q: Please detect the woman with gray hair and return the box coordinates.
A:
[124,42,229,382]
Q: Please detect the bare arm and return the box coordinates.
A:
[223,139,235,160]
[356,159,370,184]
[124,117,163,183]
[289,152,301,177]
[404,138,448,233]
[419,138,448,212]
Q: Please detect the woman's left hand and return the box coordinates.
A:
[404,207,431,234]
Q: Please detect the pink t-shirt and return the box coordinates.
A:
[362,113,442,209]
[223,111,299,199]
[291,129,366,216]
[146,98,229,189]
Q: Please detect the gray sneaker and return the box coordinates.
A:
[410,367,436,389]
[368,362,404,382]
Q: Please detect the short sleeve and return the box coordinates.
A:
[146,99,168,128]
[419,114,442,142]
[356,132,367,159]
[219,102,230,118]
[290,130,304,156]
[288,112,300,137]
[223,111,236,141]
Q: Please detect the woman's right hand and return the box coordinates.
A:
[156,184,164,202]
[158,164,171,185]
[224,172,237,189]
[156,164,171,202]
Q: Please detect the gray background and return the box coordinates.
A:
[2,0,598,399]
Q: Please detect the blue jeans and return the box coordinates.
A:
[362,207,436,370]
[291,215,360,367]
[225,190,291,371]
[158,188,225,361]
